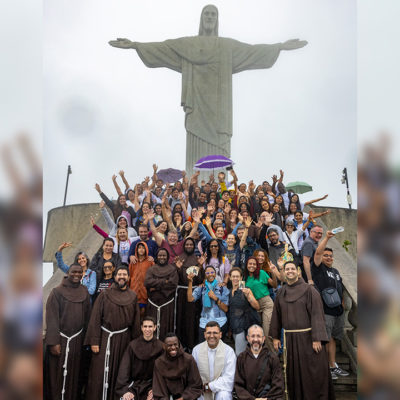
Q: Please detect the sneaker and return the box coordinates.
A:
[330,369,338,380]
[331,363,349,377]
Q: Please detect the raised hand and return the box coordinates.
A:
[192,209,201,223]
[153,164,158,172]
[57,242,72,252]
[245,218,253,228]
[201,180,206,186]
[112,174,117,181]
[205,216,212,226]
[238,213,244,224]
[144,176,150,183]
[108,38,135,49]
[99,200,105,208]
[187,272,195,282]
[119,170,125,176]
[264,213,274,225]
[224,203,231,215]
[147,209,155,220]
[281,39,308,50]
[272,174,278,183]
[175,257,183,269]
[181,170,186,177]
[197,254,206,266]
[94,183,101,193]
[90,216,96,226]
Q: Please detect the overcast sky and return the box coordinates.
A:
[42,0,359,214]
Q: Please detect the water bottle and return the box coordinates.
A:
[331,226,344,234]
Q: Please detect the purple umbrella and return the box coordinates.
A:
[194,155,234,171]
[157,168,183,183]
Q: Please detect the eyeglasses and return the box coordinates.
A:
[210,245,219,248]
[323,254,333,258]
[313,232,323,235]
[103,265,113,269]
[205,271,215,275]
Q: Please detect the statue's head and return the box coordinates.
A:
[199,4,218,36]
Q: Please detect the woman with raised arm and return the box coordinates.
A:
[91,215,132,264]
[98,200,138,239]
[55,242,96,296]
[94,182,136,226]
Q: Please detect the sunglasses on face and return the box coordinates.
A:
[205,271,215,275]
[210,245,219,248]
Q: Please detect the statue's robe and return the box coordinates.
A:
[135,37,281,171]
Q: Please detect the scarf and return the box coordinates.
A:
[203,279,218,308]
[197,340,226,400]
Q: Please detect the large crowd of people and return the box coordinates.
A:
[44,167,350,400]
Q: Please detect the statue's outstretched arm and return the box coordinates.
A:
[109,38,137,50]
[280,39,308,51]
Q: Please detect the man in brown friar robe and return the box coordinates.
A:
[152,333,203,400]
[144,248,179,341]
[234,325,284,400]
[85,265,140,400]
[269,262,335,400]
[115,316,164,400]
[174,237,205,350]
[44,263,91,400]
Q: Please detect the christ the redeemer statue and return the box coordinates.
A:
[109,4,307,173]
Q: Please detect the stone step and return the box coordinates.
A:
[335,392,357,400]
[336,351,351,369]
[333,372,357,392]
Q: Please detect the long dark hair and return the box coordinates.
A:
[206,239,223,264]
[243,256,260,280]
[114,194,128,218]
[288,192,301,210]
[73,251,90,267]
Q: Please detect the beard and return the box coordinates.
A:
[157,259,168,266]
[185,247,194,255]
[250,341,262,352]
[118,279,128,289]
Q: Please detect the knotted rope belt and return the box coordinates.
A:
[59,328,83,400]
[147,298,175,339]
[283,327,312,400]
[101,325,129,400]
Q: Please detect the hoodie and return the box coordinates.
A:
[129,241,154,304]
